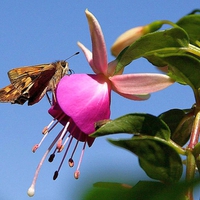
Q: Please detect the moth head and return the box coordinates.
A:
[60,61,70,76]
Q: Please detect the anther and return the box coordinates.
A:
[31,133,48,152]
[74,170,80,179]
[57,139,63,150]
[58,134,71,152]
[48,153,55,162]
[56,122,70,152]
[68,140,79,167]
[57,145,64,152]
[53,170,59,180]
[68,158,74,167]
[42,126,49,134]
[42,113,65,135]
[42,118,56,134]
[32,144,39,153]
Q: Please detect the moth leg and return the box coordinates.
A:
[46,92,52,105]
[50,78,57,104]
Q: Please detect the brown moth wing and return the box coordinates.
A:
[0,84,27,104]
[8,64,55,91]
[27,61,69,105]
[26,66,57,105]
[0,61,69,105]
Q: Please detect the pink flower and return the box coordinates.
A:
[27,10,174,197]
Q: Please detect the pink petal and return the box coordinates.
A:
[48,103,70,126]
[110,73,174,94]
[48,104,95,147]
[85,9,108,75]
[56,74,111,134]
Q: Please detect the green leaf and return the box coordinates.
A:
[115,27,189,74]
[157,54,200,89]
[109,137,183,183]
[159,109,194,146]
[84,180,200,200]
[176,14,200,46]
[91,113,171,140]
[129,181,192,200]
[131,180,200,200]
[83,182,133,200]
[144,47,188,68]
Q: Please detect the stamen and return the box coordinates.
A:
[42,118,57,134]
[43,112,66,135]
[56,122,70,152]
[32,114,66,153]
[48,134,70,162]
[53,136,73,180]
[57,134,70,153]
[68,140,79,167]
[32,132,48,153]
[74,141,87,179]
[49,123,70,161]
[43,117,60,134]
[27,124,67,196]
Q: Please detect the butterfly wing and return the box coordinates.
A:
[8,64,56,105]
[27,65,57,105]
[0,61,68,105]
[8,64,51,90]
[0,84,28,104]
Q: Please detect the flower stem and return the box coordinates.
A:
[186,44,200,57]
[185,149,195,200]
[185,106,200,199]
[188,111,200,149]
[160,20,180,28]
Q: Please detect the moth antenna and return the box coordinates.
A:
[64,52,80,61]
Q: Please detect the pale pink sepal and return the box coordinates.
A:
[110,73,174,95]
[85,9,108,75]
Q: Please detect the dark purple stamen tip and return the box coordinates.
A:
[53,170,59,180]
[48,153,55,162]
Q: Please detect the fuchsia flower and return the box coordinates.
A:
[27,10,174,197]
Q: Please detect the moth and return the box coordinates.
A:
[0,53,79,105]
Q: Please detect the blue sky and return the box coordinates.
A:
[0,1,199,200]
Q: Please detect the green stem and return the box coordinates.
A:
[186,44,200,57]
[193,89,200,110]
[185,87,200,199]
[185,149,196,200]
[185,109,200,199]
[188,111,200,149]
[169,139,186,155]
[160,20,180,28]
